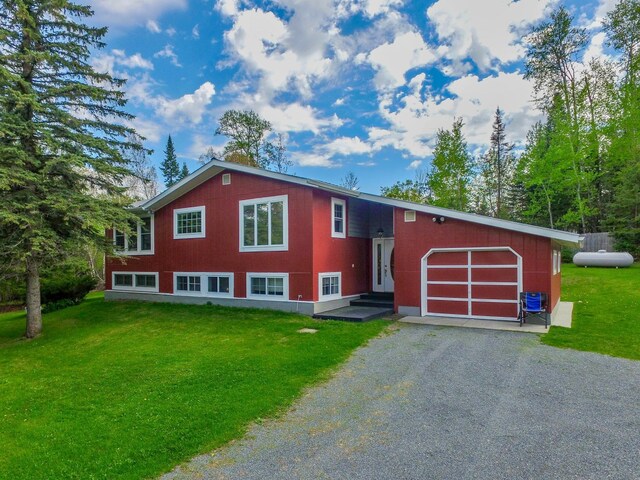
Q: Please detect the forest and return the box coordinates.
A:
[381,3,639,257]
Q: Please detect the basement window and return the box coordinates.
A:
[112,272,158,292]
[319,272,341,300]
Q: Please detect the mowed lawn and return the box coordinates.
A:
[0,295,388,480]
[543,263,640,360]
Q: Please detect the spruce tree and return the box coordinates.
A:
[0,0,143,337]
[160,135,180,187]
[179,162,189,181]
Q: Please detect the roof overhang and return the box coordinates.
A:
[137,159,582,246]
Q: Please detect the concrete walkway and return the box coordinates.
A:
[400,301,574,334]
[162,323,639,480]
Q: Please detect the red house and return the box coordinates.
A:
[105,160,581,322]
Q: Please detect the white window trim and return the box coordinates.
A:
[239,195,289,252]
[173,206,206,239]
[331,197,346,238]
[319,272,342,300]
[404,210,416,222]
[222,173,231,185]
[173,272,234,297]
[113,215,155,255]
[246,272,289,301]
[111,271,159,293]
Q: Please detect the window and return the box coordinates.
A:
[331,198,346,238]
[114,273,133,287]
[246,273,289,300]
[174,206,206,239]
[222,173,231,185]
[319,272,341,299]
[404,210,416,222]
[553,251,558,274]
[113,215,154,255]
[135,274,156,288]
[112,272,158,292]
[208,275,230,294]
[239,195,288,251]
[173,272,233,297]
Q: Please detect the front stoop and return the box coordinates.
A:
[314,293,394,322]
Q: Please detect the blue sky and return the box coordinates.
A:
[88,0,615,193]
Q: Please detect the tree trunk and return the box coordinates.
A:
[25,257,42,339]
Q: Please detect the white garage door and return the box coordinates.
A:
[420,247,522,321]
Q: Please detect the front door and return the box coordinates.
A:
[373,238,395,292]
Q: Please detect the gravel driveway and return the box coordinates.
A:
[163,324,640,480]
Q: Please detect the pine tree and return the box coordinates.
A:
[179,162,189,181]
[479,108,516,218]
[160,135,180,187]
[0,0,143,337]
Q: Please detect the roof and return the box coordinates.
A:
[141,159,582,246]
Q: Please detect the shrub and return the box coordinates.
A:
[40,273,96,305]
[42,298,79,314]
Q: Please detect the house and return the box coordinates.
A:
[105,159,581,322]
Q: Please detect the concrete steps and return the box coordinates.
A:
[313,293,394,322]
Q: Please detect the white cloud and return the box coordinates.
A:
[361,0,404,17]
[325,136,373,156]
[258,101,343,134]
[333,97,346,106]
[192,24,200,39]
[92,50,154,75]
[583,31,607,64]
[369,71,540,157]
[585,0,617,29]
[408,159,422,169]
[154,44,182,67]
[155,82,216,125]
[185,133,216,160]
[166,27,177,37]
[146,19,162,33]
[293,152,339,168]
[216,0,240,17]
[91,0,187,27]
[427,0,553,72]
[126,116,162,143]
[223,8,336,98]
[361,31,437,90]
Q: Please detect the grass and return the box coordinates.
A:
[542,263,640,360]
[0,293,388,479]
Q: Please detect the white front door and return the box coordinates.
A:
[373,238,395,292]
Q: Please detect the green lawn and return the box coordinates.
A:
[0,294,388,479]
[543,263,640,360]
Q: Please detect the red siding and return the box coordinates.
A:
[106,171,315,300]
[394,208,554,314]
[311,191,370,300]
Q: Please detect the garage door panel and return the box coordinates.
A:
[427,299,468,316]
[471,284,518,300]
[424,248,521,321]
[471,268,518,283]
[428,283,468,298]
[471,250,516,265]
[428,251,467,265]
[428,268,468,282]
[472,301,518,318]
